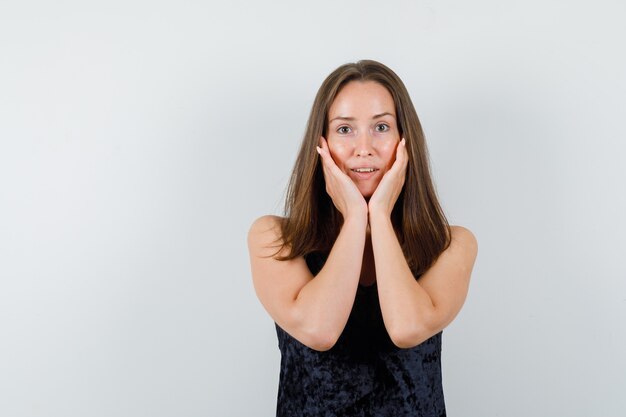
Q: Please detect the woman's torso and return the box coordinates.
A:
[275,250,446,417]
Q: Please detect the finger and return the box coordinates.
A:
[318,145,331,170]
[316,144,324,162]
[395,137,406,164]
[401,138,409,167]
[317,137,328,164]
[318,142,340,180]
[319,139,341,172]
[319,137,333,160]
[316,136,324,153]
[389,139,407,176]
[320,136,328,148]
[386,139,403,174]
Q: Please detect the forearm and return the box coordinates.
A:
[294,214,368,349]
[369,212,435,347]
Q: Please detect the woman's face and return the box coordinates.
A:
[325,80,401,199]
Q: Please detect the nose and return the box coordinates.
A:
[355,130,375,156]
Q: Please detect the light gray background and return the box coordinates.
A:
[1,1,625,416]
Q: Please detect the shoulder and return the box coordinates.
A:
[247,215,286,253]
[448,225,478,258]
[449,225,477,244]
[248,215,283,236]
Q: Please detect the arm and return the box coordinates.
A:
[369,214,478,348]
[248,214,368,352]
[293,215,368,349]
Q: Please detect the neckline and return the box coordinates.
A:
[358,281,377,289]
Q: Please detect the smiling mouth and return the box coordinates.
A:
[350,168,379,173]
[350,169,379,180]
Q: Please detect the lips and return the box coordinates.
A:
[350,168,379,180]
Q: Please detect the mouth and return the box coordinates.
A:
[350,168,378,173]
[350,167,379,180]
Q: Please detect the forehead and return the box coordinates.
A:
[329,80,395,118]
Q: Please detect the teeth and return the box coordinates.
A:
[353,168,376,173]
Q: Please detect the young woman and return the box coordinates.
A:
[247,60,478,416]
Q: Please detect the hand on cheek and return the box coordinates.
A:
[317,136,369,220]
[368,138,408,218]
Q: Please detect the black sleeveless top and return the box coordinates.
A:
[274,251,446,417]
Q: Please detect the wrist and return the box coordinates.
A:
[368,211,393,229]
[343,211,369,229]
[368,208,391,222]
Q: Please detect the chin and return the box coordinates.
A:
[359,188,376,199]
[355,179,380,199]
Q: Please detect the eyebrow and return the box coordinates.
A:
[329,112,395,124]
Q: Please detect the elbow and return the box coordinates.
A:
[295,320,340,352]
[389,322,431,350]
[311,337,337,352]
[291,307,341,352]
[307,329,340,352]
[390,329,428,350]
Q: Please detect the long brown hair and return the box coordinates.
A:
[270,59,451,277]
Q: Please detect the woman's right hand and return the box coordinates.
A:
[316,136,368,221]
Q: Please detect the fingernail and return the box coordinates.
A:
[402,138,406,146]
[316,146,321,154]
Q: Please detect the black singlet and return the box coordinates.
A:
[274,251,446,417]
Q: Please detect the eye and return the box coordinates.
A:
[337,126,351,134]
[376,123,390,132]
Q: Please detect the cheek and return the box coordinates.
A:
[380,143,398,170]
[328,143,350,169]
[330,141,350,153]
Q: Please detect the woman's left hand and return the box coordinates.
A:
[368,138,408,218]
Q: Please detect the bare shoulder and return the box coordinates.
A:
[449,225,477,245]
[417,225,478,316]
[449,225,478,259]
[247,215,285,253]
[248,214,283,235]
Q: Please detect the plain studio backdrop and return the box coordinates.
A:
[1,1,625,416]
